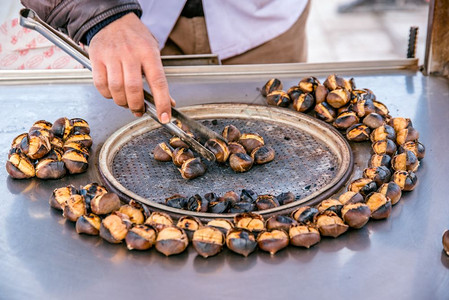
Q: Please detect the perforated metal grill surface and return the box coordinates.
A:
[111,118,339,204]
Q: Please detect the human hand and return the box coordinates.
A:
[88,13,174,122]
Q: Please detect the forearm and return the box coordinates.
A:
[20,0,142,43]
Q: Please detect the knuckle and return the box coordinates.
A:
[126,80,142,94]
[108,80,123,92]
[151,76,168,90]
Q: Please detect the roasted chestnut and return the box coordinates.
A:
[35,158,66,179]
[323,74,351,91]
[70,118,90,135]
[291,206,319,224]
[396,127,420,145]
[373,100,389,117]
[333,111,359,130]
[351,88,376,101]
[172,147,195,167]
[251,146,275,164]
[145,212,174,232]
[205,139,230,163]
[153,142,173,162]
[341,203,371,229]
[350,98,376,118]
[368,154,392,168]
[315,211,348,238]
[63,141,89,155]
[276,191,295,205]
[315,84,328,104]
[370,125,396,142]
[239,133,265,154]
[240,189,258,203]
[363,166,391,186]
[348,178,378,197]
[169,136,189,149]
[326,88,350,108]
[314,102,337,123]
[443,230,449,256]
[289,224,321,248]
[20,132,51,159]
[377,182,402,205]
[363,113,385,129]
[226,228,257,257]
[392,171,418,191]
[6,151,36,179]
[64,133,92,149]
[51,117,73,140]
[372,139,397,156]
[257,229,289,255]
[267,90,291,107]
[192,226,225,258]
[155,226,189,256]
[30,120,52,132]
[186,194,206,212]
[76,213,101,235]
[179,157,206,180]
[365,192,392,220]
[222,125,241,142]
[100,212,132,244]
[388,117,412,133]
[228,142,246,154]
[207,219,234,236]
[229,153,254,172]
[266,215,297,232]
[62,149,89,174]
[298,76,320,93]
[399,141,425,160]
[317,198,343,216]
[80,183,108,208]
[90,192,121,215]
[177,216,203,240]
[391,150,419,172]
[234,212,265,235]
[229,201,256,213]
[338,191,364,205]
[119,204,145,224]
[11,133,27,148]
[173,119,190,132]
[49,185,78,211]
[346,123,371,142]
[208,198,230,213]
[261,78,283,97]
[62,194,87,222]
[255,194,280,211]
[43,147,64,161]
[125,224,157,250]
[292,92,315,112]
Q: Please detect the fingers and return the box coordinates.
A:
[92,61,112,99]
[106,61,127,108]
[123,60,144,116]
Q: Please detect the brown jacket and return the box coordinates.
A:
[20,0,142,44]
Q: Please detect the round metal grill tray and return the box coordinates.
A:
[99,104,353,220]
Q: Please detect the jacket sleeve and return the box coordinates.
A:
[20,0,142,44]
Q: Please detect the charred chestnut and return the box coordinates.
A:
[43,147,64,161]
[333,111,359,130]
[348,178,378,197]
[153,142,173,162]
[229,153,254,172]
[317,199,343,216]
[234,212,265,235]
[396,127,420,145]
[326,88,350,108]
[338,191,364,205]
[314,102,337,123]
[80,183,108,209]
[392,171,418,191]
[373,101,389,117]
[186,194,206,212]
[289,224,321,248]
[100,212,132,244]
[226,228,257,257]
[370,125,396,143]
[292,92,315,112]
[291,206,319,224]
[315,211,348,238]
[239,133,265,154]
[179,157,206,179]
[298,76,320,93]
[172,147,195,167]
[365,192,392,220]
[177,216,203,240]
[377,182,402,205]
[63,141,89,156]
[388,117,412,133]
[368,154,392,168]
[391,150,419,172]
[399,141,425,160]
[6,152,36,179]
[20,132,51,159]
[62,149,89,174]
[35,158,66,179]
[323,74,351,91]
[205,139,230,163]
[346,123,371,142]
[228,142,246,155]
[207,219,234,236]
[192,226,225,258]
[208,198,230,213]
[350,98,376,118]
[223,191,240,205]
[64,133,92,149]
[155,226,189,256]
[261,78,283,97]
[125,224,157,250]
[257,229,289,255]
[145,212,174,232]
[240,189,258,203]
[70,118,90,135]
[30,120,52,132]
[443,230,449,256]
[63,194,87,222]
[169,136,189,149]
[11,133,27,148]
[363,113,385,129]
[49,185,78,210]
[251,146,275,164]
[51,117,73,140]
[315,84,328,104]
[372,139,397,156]
[119,204,145,224]
[76,213,101,235]
[255,194,280,211]
[341,203,371,229]
[90,192,120,215]
[267,90,291,107]
[276,191,295,205]
[363,166,391,186]
[229,201,256,213]
[173,119,190,132]
[266,215,297,232]
[222,125,241,142]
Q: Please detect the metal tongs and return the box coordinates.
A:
[19,8,226,162]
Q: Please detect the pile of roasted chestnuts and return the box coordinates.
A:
[6,117,92,179]
[152,121,275,179]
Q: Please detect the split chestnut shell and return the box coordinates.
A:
[125,224,157,250]
[226,228,257,257]
[289,224,321,248]
[156,226,189,256]
[315,211,348,238]
[76,213,101,236]
[192,226,225,258]
[257,229,289,255]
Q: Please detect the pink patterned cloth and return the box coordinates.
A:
[0,17,83,70]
